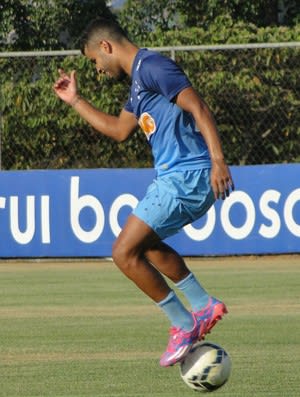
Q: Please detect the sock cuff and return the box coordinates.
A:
[175,272,194,289]
[156,290,176,307]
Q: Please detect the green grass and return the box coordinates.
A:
[0,256,299,397]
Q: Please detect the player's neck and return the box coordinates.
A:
[118,41,140,77]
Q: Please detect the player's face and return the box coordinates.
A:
[85,44,126,81]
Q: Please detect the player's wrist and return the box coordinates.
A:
[210,155,226,164]
[70,95,81,107]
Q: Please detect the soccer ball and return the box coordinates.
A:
[180,342,231,392]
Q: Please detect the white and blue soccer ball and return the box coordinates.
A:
[180,342,232,392]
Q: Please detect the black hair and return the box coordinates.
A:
[80,17,128,54]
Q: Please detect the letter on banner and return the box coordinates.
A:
[70,176,105,243]
[109,194,138,237]
[10,196,35,244]
[184,206,216,241]
[284,188,300,237]
[41,195,50,244]
[221,191,255,240]
[259,190,281,238]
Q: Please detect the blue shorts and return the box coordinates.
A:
[132,168,215,240]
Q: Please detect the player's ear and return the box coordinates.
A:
[100,40,112,54]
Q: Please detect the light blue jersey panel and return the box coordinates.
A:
[125,49,211,175]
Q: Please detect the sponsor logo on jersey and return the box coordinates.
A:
[138,112,156,140]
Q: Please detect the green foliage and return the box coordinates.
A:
[0,54,152,169]
[144,22,300,165]
[0,3,299,169]
[119,0,300,42]
[0,0,115,50]
[0,0,153,169]
[143,16,300,47]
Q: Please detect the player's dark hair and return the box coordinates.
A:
[80,17,129,54]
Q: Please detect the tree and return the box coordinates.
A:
[0,0,115,51]
[0,0,29,50]
[0,1,299,170]
[119,0,300,42]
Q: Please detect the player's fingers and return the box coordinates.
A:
[53,77,65,86]
[217,179,229,200]
[213,189,219,201]
[70,70,76,83]
[53,79,68,89]
[212,181,220,200]
[58,68,66,77]
[58,69,72,83]
[222,175,234,197]
[224,178,231,197]
[214,179,222,199]
[53,81,61,90]
[227,177,235,194]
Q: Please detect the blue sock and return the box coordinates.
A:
[157,290,194,331]
[175,273,209,312]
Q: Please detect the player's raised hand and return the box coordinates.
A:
[53,69,78,105]
[210,160,234,200]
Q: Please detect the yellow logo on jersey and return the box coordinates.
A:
[139,112,156,139]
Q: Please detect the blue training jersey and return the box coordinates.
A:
[124,48,211,175]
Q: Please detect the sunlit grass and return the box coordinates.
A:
[0,256,299,396]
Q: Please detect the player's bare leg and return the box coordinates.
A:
[112,214,200,366]
[144,239,228,343]
[112,214,171,302]
[144,241,191,283]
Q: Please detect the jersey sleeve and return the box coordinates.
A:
[139,53,192,101]
[124,96,133,113]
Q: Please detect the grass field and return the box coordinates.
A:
[0,255,299,397]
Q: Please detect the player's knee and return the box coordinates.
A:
[112,239,135,273]
[112,239,123,266]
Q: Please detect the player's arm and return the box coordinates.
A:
[175,86,234,199]
[70,98,137,142]
[53,69,138,142]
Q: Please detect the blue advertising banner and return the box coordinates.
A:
[0,164,299,257]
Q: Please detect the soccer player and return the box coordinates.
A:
[53,17,234,367]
